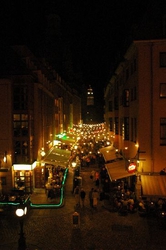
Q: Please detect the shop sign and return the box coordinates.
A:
[128,162,136,173]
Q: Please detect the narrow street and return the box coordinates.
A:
[1,166,166,250]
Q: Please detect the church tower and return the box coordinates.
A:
[87,85,94,106]
[85,85,97,124]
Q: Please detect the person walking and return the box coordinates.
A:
[92,189,99,209]
[74,186,80,207]
[90,170,95,181]
[95,177,100,188]
[80,188,86,208]
[89,188,94,208]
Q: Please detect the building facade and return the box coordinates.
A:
[0,45,81,194]
[104,39,166,196]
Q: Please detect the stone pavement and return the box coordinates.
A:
[1,166,166,250]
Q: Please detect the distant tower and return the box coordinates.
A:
[85,85,97,124]
[87,85,94,106]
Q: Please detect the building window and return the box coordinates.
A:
[126,68,129,81]
[134,58,137,71]
[131,89,133,101]
[114,96,119,110]
[131,87,137,101]
[13,114,29,137]
[133,87,137,100]
[14,140,29,163]
[1,177,6,185]
[120,117,123,136]
[115,117,119,135]
[123,89,129,107]
[160,52,166,67]
[124,117,129,140]
[13,85,28,110]
[160,83,166,98]
[131,117,137,142]
[160,118,166,145]
[163,15,166,37]
[108,101,113,112]
[109,117,113,131]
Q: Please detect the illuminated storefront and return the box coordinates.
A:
[13,163,36,193]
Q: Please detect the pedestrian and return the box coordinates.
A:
[90,170,95,181]
[74,186,80,207]
[95,178,100,188]
[72,177,78,193]
[95,171,100,180]
[89,188,94,208]
[80,188,86,208]
[92,189,99,209]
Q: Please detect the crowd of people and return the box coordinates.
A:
[45,166,65,200]
[72,162,111,211]
[73,185,100,209]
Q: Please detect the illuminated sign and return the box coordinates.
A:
[13,164,32,170]
[128,162,136,173]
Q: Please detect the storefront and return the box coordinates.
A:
[13,163,36,193]
[38,147,71,189]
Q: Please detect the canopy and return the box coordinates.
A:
[99,146,121,162]
[141,175,166,198]
[105,160,135,181]
[43,148,71,167]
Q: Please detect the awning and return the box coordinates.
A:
[105,160,136,181]
[99,146,120,162]
[43,148,71,167]
[141,175,166,198]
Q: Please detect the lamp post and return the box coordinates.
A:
[15,204,27,250]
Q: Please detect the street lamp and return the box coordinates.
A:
[15,204,27,250]
[72,162,77,168]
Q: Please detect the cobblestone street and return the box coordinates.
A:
[1,166,166,250]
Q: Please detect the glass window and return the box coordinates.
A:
[131,117,137,142]
[21,114,28,120]
[124,117,129,140]
[160,52,166,67]
[126,68,129,81]
[160,83,166,98]
[13,114,20,120]
[13,114,29,137]
[114,97,119,110]
[108,101,113,112]
[115,117,119,135]
[109,117,113,131]
[120,117,123,136]
[123,89,129,107]
[134,59,137,71]
[13,85,28,110]
[160,118,166,145]
[14,141,21,154]
[131,87,137,101]
[1,177,6,185]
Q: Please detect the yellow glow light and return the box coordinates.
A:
[13,164,32,170]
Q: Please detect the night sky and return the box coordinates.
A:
[0,0,158,119]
